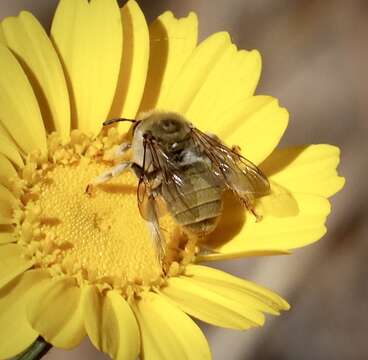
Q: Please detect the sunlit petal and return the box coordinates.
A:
[0,132,23,168]
[0,244,34,289]
[51,0,122,135]
[160,32,231,115]
[27,277,85,349]
[109,0,149,127]
[133,292,211,360]
[262,144,345,198]
[0,45,47,155]
[161,265,289,330]
[140,11,198,112]
[84,286,140,360]
[0,184,18,224]
[201,192,330,261]
[185,49,262,133]
[0,153,19,190]
[0,232,16,244]
[215,96,289,165]
[2,11,70,142]
[0,270,50,359]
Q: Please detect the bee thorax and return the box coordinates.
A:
[181,148,207,165]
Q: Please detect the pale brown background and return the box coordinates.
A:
[1,1,367,359]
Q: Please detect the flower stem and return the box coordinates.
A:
[11,338,52,360]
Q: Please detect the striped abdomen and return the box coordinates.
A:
[161,161,224,236]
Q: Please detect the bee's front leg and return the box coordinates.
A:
[130,163,144,179]
[115,142,131,157]
[85,161,133,195]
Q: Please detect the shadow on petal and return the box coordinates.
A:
[206,191,246,249]
[204,183,300,251]
[258,182,300,218]
[260,146,305,177]
[139,18,169,112]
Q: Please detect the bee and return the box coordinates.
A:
[86,111,270,261]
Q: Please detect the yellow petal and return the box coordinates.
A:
[0,27,5,43]
[186,265,289,309]
[140,11,198,112]
[212,49,261,117]
[202,192,331,261]
[0,153,19,190]
[0,45,47,155]
[261,144,345,198]
[161,265,289,330]
[27,277,86,349]
[0,184,18,224]
[51,0,123,135]
[0,132,24,168]
[84,286,140,360]
[160,32,231,115]
[2,12,71,143]
[185,49,262,132]
[0,269,50,359]
[0,244,34,289]
[133,292,211,360]
[109,0,149,126]
[0,231,15,244]
[214,96,289,165]
[184,43,236,126]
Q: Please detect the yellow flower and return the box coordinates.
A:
[0,1,344,359]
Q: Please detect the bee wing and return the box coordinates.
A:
[138,133,200,228]
[137,177,150,220]
[144,192,166,260]
[136,138,167,260]
[190,128,270,202]
[147,136,194,213]
[225,154,270,197]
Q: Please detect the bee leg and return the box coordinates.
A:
[206,132,242,155]
[241,198,262,222]
[130,163,144,179]
[115,142,131,157]
[85,161,132,195]
[231,145,242,155]
[250,208,263,222]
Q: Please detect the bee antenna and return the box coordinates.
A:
[103,118,137,126]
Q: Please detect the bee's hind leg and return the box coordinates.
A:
[250,207,262,222]
[206,133,242,155]
[231,145,242,155]
[241,198,263,222]
[85,161,133,195]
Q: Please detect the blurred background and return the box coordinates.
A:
[1,1,366,359]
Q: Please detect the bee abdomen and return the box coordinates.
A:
[177,198,223,236]
[162,161,224,236]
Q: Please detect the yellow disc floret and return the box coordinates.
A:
[15,129,195,295]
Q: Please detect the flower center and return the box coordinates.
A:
[38,161,162,283]
[16,130,195,293]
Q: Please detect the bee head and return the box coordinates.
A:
[159,118,181,134]
[140,113,188,142]
[129,111,195,167]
